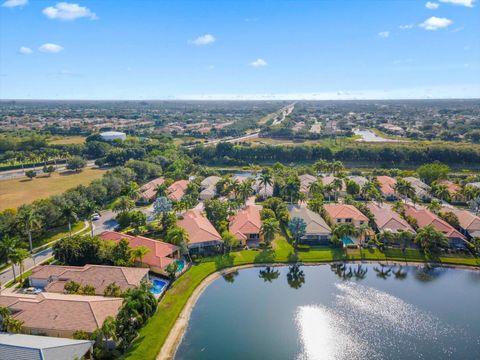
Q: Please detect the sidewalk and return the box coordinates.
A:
[0,221,89,288]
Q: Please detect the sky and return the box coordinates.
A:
[0,0,479,100]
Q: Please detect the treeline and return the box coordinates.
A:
[190,142,480,166]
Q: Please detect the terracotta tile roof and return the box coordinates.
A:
[0,292,122,334]
[321,176,346,191]
[229,205,262,241]
[140,177,165,202]
[99,231,179,268]
[404,205,466,240]
[167,180,189,201]
[440,206,480,235]
[323,204,368,222]
[438,180,462,195]
[376,176,397,197]
[30,265,149,296]
[367,203,415,234]
[177,210,222,245]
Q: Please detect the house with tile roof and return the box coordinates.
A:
[438,180,464,203]
[347,175,369,188]
[403,177,432,202]
[367,202,415,234]
[29,265,149,296]
[376,176,397,200]
[298,174,317,194]
[201,176,221,189]
[404,204,468,249]
[167,180,189,201]
[229,205,262,245]
[253,177,274,199]
[199,176,221,200]
[177,210,223,252]
[0,292,122,338]
[99,231,180,274]
[139,177,164,203]
[323,204,369,227]
[287,204,331,245]
[440,206,480,239]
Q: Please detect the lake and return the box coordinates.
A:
[175,264,480,360]
[353,129,403,142]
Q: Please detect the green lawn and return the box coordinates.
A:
[124,237,479,360]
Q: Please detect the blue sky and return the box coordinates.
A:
[0,0,479,99]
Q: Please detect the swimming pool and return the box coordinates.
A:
[342,237,355,246]
[176,259,185,272]
[150,278,168,297]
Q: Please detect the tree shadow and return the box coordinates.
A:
[214,254,234,270]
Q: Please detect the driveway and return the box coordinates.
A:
[92,205,155,236]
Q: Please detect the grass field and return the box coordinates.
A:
[124,237,479,360]
[48,136,86,145]
[0,168,107,210]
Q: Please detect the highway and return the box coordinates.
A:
[0,160,97,181]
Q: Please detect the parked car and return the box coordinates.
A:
[91,213,101,221]
[23,287,42,295]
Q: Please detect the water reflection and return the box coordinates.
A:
[287,264,306,289]
[259,266,280,283]
[414,266,446,283]
[330,263,368,281]
[373,264,392,279]
[392,266,407,280]
[222,270,239,283]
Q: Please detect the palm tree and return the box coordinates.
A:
[113,196,135,214]
[0,235,19,269]
[155,183,168,198]
[288,217,307,247]
[260,218,280,245]
[414,225,448,258]
[100,316,117,343]
[82,201,99,237]
[130,246,150,265]
[331,160,344,176]
[258,171,273,198]
[394,178,416,203]
[308,180,324,198]
[61,204,78,236]
[282,177,300,203]
[9,248,29,283]
[307,196,324,215]
[124,181,140,200]
[165,227,189,246]
[17,206,40,253]
[426,199,441,213]
[331,223,357,245]
[314,159,329,175]
[332,178,343,201]
[237,180,254,203]
[432,183,450,202]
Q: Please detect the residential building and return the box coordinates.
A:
[99,231,180,274]
[139,177,164,202]
[0,292,122,338]
[177,210,223,252]
[199,176,221,200]
[200,176,221,189]
[403,177,431,202]
[0,333,93,360]
[438,180,464,203]
[287,204,331,245]
[253,178,274,199]
[323,204,369,227]
[167,180,189,201]
[466,181,480,189]
[404,205,468,249]
[298,174,316,194]
[440,206,480,239]
[367,203,415,234]
[229,205,262,245]
[29,265,149,296]
[376,175,397,200]
[347,175,369,188]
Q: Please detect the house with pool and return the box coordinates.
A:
[28,264,149,296]
[368,203,416,234]
[99,231,181,275]
[440,206,480,239]
[287,204,331,245]
[323,204,371,246]
[177,209,223,253]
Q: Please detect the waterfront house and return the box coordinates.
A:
[229,205,262,245]
[323,204,371,245]
[440,206,480,239]
[29,264,149,296]
[287,204,331,245]
[99,231,180,274]
[367,202,415,235]
[177,209,223,252]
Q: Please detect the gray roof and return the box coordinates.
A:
[0,333,92,360]
[287,205,331,235]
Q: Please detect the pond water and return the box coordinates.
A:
[175,264,480,360]
[353,129,403,142]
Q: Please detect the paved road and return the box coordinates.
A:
[0,160,97,181]
[0,222,88,287]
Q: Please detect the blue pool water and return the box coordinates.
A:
[151,278,168,295]
[342,237,355,245]
[176,259,185,272]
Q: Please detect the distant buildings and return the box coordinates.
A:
[100,131,126,141]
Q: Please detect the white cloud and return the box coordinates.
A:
[439,0,475,7]
[43,2,97,21]
[399,24,414,30]
[249,58,268,68]
[18,46,33,55]
[39,43,64,53]
[425,1,440,9]
[419,16,452,30]
[378,31,390,38]
[191,34,216,46]
[1,0,27,8]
